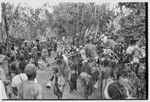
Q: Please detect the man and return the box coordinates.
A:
[47,38,52,56]
[99,59,112,99]
[22,41,29,61]
[0,54,6,83]
[10,56,19,75]
[18,64,42,99]
[11,59,37,98]
[46,53,66,88]
[0,51,10,99]
[10,44,17,58]
[69,63,78,93]
[0,49,9,75]
[35,39,41,58]
[0,80,8,99]
[83,40,99,62]
[104,77,135,99]
[30,47,38,67]
[52,69,64,99]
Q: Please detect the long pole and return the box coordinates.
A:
[2,3,9,53]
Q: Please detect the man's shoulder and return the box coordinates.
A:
[12,74,20,80]
[20,73,28,77]
[12,74,27,80]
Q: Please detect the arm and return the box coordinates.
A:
[11,77,19,96]
[0,68,6,82]
[104,78,114,99]
[12,87,18,96]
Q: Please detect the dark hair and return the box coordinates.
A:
[54,68,59,73]
[103,60,110,67]
[110,62,117,68]
[11,63,18,74]
[36,39,39,42]
[108,81,127,99]
[11,56,15,62]
[86,39,90,44]
[7,53,11,57]
[20,56,24,61]
[11,46,15,51]
[26,72,36,80]
[57,59,63,65]
[19,61,27,72]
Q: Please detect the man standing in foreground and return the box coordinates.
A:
[18,64,42,99]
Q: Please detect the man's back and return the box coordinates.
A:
[18,80,42,99]
[11,73,38,91]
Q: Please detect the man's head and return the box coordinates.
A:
[11,63,18,74]
[19,60,27,73]
[19,55,24,61]
[41,49,49,58]
[86,39,91,44]
[25,64,37,80]
[11,46,15,51]
[54,68,59,74]
[107,81,128,99]
[11,56,15,62]
[103,59,110,67]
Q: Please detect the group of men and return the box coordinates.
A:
[0,38,57,99]
[0,35,144,100]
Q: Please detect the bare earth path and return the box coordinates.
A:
[37,69,102,99]
[37,51,102,99]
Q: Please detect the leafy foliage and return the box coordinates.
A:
[0,2,146,99]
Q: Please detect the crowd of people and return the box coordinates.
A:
[0,34,146,100]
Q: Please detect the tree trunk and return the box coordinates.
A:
[1,3,9,53]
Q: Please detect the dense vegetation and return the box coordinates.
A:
[0,2,147,99]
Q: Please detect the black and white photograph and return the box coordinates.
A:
[0,0,148,100]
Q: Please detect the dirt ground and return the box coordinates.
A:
[37,68,102,99]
